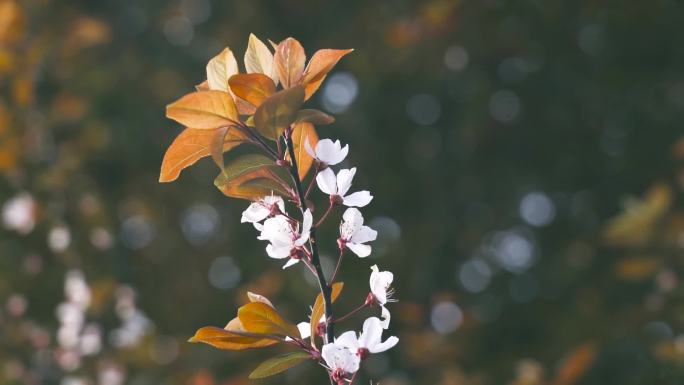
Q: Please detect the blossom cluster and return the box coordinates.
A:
[161,35,398,383]
[242,139,398,381]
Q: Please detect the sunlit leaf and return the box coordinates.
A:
[254,86,305,140]
[274,37,306,89]
[214,154,290,200]
[206,47,238,92]
[188,326,279,350]
[288,122,318,180]
[166,91,238,129]
[247,291,274,307]
[249,352,311,379]
[603,184,672,247]
[195,80,209,91]
[228,73,276,109]
[309,282,344,345]
[159,127,246,182]
[302,49,353,100]
[295,109,335,125]
[244,33,278,85]
[238,302,300,337]
[208,126,230,170]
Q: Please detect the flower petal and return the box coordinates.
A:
[342,190,373,207]
[335,330,360,352]
[347,242,371,258]
[350,225,377,244]
[358,317,383,349]
[305,137,316,158]
[336,168,356,197]
[297,322,311,339]
[369,335,398,354]
[266,244,291,259]
[380,305,391,329]
[316,168,338,195]
[282,258,299,269]
[340,208,363,240]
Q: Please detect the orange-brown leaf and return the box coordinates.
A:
[206,47,239,92]
[288,122,318,180]
[189,326,279,350]
[309,282,344,345]
[302,49,353,100]
[238,302,300,337]
[244,33,278,84]
[551,342,597,385]
[166,91,238,129]
[274,37,306,89]
[159,127,246,182]
[229,73,276,109]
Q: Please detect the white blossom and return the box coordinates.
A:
[321,343,360,377]
[258,210,312,269]
[305,138,348,166]
[241,196,285,224]
[316,168,373,207]
[335,317,399,358]
[370,265,395,329]
[339,208,377,258]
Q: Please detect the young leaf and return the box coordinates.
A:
[215,167,290,200]
[249,352,311,379]
[309,282,344,344]
[228,73,276,108]
[159,127,246,182]
[206,47,239,92]
[302,49,353,100]
[274,37,306,88]
[189,326,279,350]
[254,85,305,140]
[244,33,279,85]
[295,109,335,125]
[217,153,276,183]
[288,122,319,180]
[238,302,300,337]
[166,91,238,129]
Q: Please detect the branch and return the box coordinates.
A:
[283,129,335,343]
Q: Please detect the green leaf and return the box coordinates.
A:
[248,352,311,379]
[214,154,290,200]
[295,109,335,125]
[254,85,305,140]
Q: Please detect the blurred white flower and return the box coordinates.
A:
[321,342,360,378]
[241,195,285,224]
[2,193,36,234]
[305,138,349,166]
[258,210,312,268]
[336,317,399,358]
[316,168,373,207]
[339,208,377,257]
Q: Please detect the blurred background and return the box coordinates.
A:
[2,0,684,384]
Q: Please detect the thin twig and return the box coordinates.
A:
[284,129,335,343]
[331,302,368,324]
[330,248,345,284]
[315,201,335,228]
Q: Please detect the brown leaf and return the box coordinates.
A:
[274,37,306,89]
[309,282,344,345]
[209,126,229,170]
[188,326,279,350]
[253,86,305,140]
[288,122,318,180]
[238,302,300,337]
[295,109,335,125]
[302,49,353,100]
[206,47,238,92]
[244,33,278,85]
[159,127,246,182]
[166,91,238,129]
[228,73,276,109]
